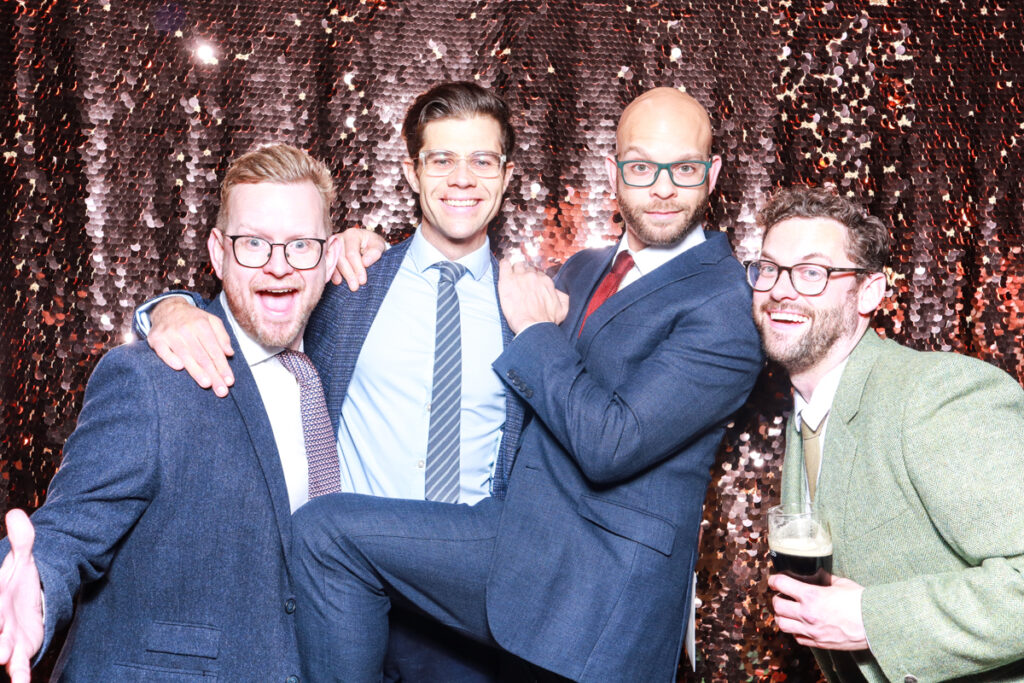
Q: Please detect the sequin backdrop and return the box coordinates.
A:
[2,1,1022,680]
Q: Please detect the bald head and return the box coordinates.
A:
[606,87,722,251]
[616,88,713,158]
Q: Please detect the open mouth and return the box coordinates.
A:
[256,287,300,316]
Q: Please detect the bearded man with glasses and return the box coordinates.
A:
[751,185,1024,683]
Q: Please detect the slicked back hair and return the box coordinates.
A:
[402,82,515,161]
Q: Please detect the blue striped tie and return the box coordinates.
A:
[425,261,467,503]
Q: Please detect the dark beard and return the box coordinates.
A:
[755,289,860,375]
[618,192,709,247]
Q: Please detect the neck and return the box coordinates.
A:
[789,327,868,401]
[421,225,487,261]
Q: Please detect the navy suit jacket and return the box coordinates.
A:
[2,299,301,681]
[303,236,527,499]
[486,232,762,681]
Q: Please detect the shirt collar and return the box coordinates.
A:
[614,224,706,276]
[219,291,303,368]
[407,226,493,282]
[793,356,849,431]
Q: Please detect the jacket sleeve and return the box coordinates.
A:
[20,346,161,660]
[860,355,1024,681]
[131,290,209,338]
[492,276,762,484]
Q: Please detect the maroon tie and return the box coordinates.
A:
[578,251,635,336]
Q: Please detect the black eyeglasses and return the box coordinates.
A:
[745,259,869,296]
[615,159,712,188]
[225,234,327,270]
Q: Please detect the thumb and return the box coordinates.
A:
[5,510,34,561]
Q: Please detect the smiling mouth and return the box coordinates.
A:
[767,310,810,325]
[443,198,480,208]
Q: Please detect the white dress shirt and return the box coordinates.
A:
[793,357,849,495]
[337,229,506,504]
[220,293,312,513]
[615,223,706,290]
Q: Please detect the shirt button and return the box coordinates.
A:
[286,676,300,683]
[284,598,296,614]
[417,460,425,469]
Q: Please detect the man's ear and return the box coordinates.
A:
[604,155,619,195]
[321,233,343,285]
[500,162,515,194]
[208,228,226,280]
[857,271,887,316]
[706,154,723,194]
[402,158,421,194]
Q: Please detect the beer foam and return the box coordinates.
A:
[768,534,833,557]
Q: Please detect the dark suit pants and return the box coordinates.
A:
[292,492,503,682]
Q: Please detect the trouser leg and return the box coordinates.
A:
[291,493,501,683]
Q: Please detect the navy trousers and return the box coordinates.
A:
[292,493,503,682]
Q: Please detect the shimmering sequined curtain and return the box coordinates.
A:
[2,1,1021,680]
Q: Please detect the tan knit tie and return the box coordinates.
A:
[800,411,828,501]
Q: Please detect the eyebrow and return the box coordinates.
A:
[619,145,705,159]
[759,250,836,264]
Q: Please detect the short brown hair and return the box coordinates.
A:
[216,144,334,234]
[402,82,515,160]
[758,186,890,272]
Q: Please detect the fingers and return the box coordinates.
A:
[150,301,235,396]
[5,644,31,683]
[767,573,810,600]
[335,228,387,291]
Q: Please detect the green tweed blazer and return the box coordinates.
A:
[781,330,1024,683]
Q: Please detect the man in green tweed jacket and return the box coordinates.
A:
[749,185,1024,683]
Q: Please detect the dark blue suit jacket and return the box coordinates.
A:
[303,236,527,499]
[487,232,762,681]
[3,299,301,681]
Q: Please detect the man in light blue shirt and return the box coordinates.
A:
[139,81,526,680]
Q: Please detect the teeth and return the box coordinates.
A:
[769,311,809,323]
[444,199,478,207]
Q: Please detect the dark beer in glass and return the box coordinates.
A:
[768,504,832,586]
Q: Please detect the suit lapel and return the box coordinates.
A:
[490,252,526,498]
[818,331,884,548]
[565,245,617,337]
[575,233,733,355]
[307,237,412,429]
[781,414,806,508]
[208,298,295,558]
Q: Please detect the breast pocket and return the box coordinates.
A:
[576,494,677,556]
[144,620,222,659]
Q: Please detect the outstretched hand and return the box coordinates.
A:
[497,260,570,334]
[147,297,235,397]
[0,509,44,683]
[769,573,868,651]
[331,228,388,290]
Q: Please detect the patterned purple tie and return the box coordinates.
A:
[277,350,342,498]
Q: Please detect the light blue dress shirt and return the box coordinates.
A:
[336,229,506,504]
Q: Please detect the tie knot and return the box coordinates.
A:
[434,261,467,284]
[799,410,828,439]
[278,349,317,383]
[611,250,635,276]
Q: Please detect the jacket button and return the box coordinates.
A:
[523,388,534,399]
[285,598,296,614]
[904,677,918,683]
[286,676,300,683]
